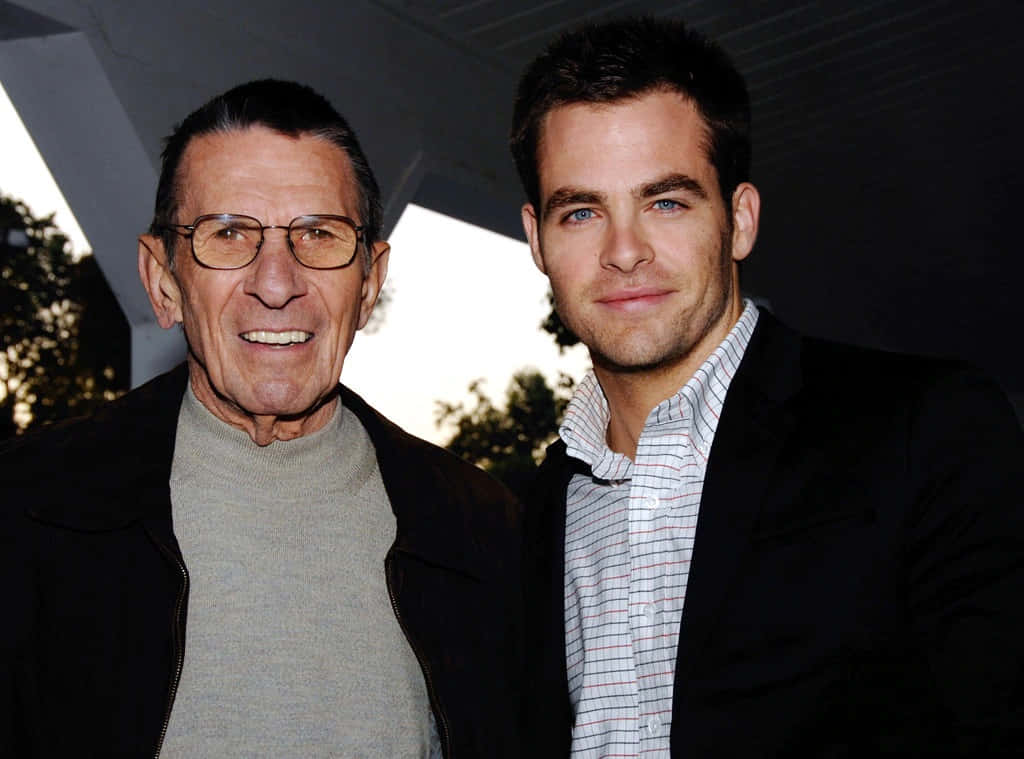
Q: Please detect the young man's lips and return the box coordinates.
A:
[597,289,672,308]
[239,329,313,346]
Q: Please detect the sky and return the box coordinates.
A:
[0,81,591,444]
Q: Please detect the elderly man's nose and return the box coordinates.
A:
[244,231,306,308]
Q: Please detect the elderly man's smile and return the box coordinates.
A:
[239,329,313,346]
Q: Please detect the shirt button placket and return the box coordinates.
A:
[646,713,662,736]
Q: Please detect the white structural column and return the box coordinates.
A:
[0,18,185,384]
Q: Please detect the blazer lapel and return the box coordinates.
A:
[674,311,804,683]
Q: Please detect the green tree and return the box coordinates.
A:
[540,290,579,352]
[437,286,584,495]
[437,369,574,498]
[0,195,129,438]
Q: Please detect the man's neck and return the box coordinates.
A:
[188,363,339,447]
[594,301,744,460]
[242,402,338,446]
[596,362,694,460]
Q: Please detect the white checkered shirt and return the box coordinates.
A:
[560,301,759,758]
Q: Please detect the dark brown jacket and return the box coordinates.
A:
[0,364,527,758]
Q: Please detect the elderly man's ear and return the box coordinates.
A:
[138,234,184,329]
[357,240,391,330]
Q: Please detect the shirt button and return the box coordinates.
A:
[644,603,658,625]
[647,714,662,736]
[644,495,659,510]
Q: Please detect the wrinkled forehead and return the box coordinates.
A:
[175,126,359,219]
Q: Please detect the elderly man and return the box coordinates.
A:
[0,80,525,757]
[513,17,1024,757]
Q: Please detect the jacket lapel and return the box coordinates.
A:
[338,383,492,579]
[674,311,804,683]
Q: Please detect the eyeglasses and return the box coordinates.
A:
[160,213,364,270]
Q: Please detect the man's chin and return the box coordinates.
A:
[584,329,688,375]
[591,348,688,376]
[200,377,335,423]
[239,384,339,421]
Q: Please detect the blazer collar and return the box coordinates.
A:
[674,308,805,679]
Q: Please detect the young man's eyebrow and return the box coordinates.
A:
[637,173,708,200]
[543,187,605,219]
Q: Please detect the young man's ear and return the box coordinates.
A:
[357,240,390,330]
[521,203,546,274]
[730,182,761,263]
[138,234,184,329]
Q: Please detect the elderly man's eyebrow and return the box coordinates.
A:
[543,187,605,219]
[637,173,708,200]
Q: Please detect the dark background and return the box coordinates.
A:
[2,0,1022,420]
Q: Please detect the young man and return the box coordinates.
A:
[511,17,1024,757]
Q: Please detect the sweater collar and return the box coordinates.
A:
[24,365,490,577]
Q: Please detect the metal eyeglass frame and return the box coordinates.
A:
[159,213,365,270]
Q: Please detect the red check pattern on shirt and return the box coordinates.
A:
[560,301,759,758]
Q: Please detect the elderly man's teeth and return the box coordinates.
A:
[241,330,312,345]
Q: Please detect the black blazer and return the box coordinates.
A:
[527,310,1024,756]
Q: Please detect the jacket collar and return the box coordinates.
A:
[340,383,493,577]
[23,365,489,576]
[22,363,187,532]
[673,308,805,680]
